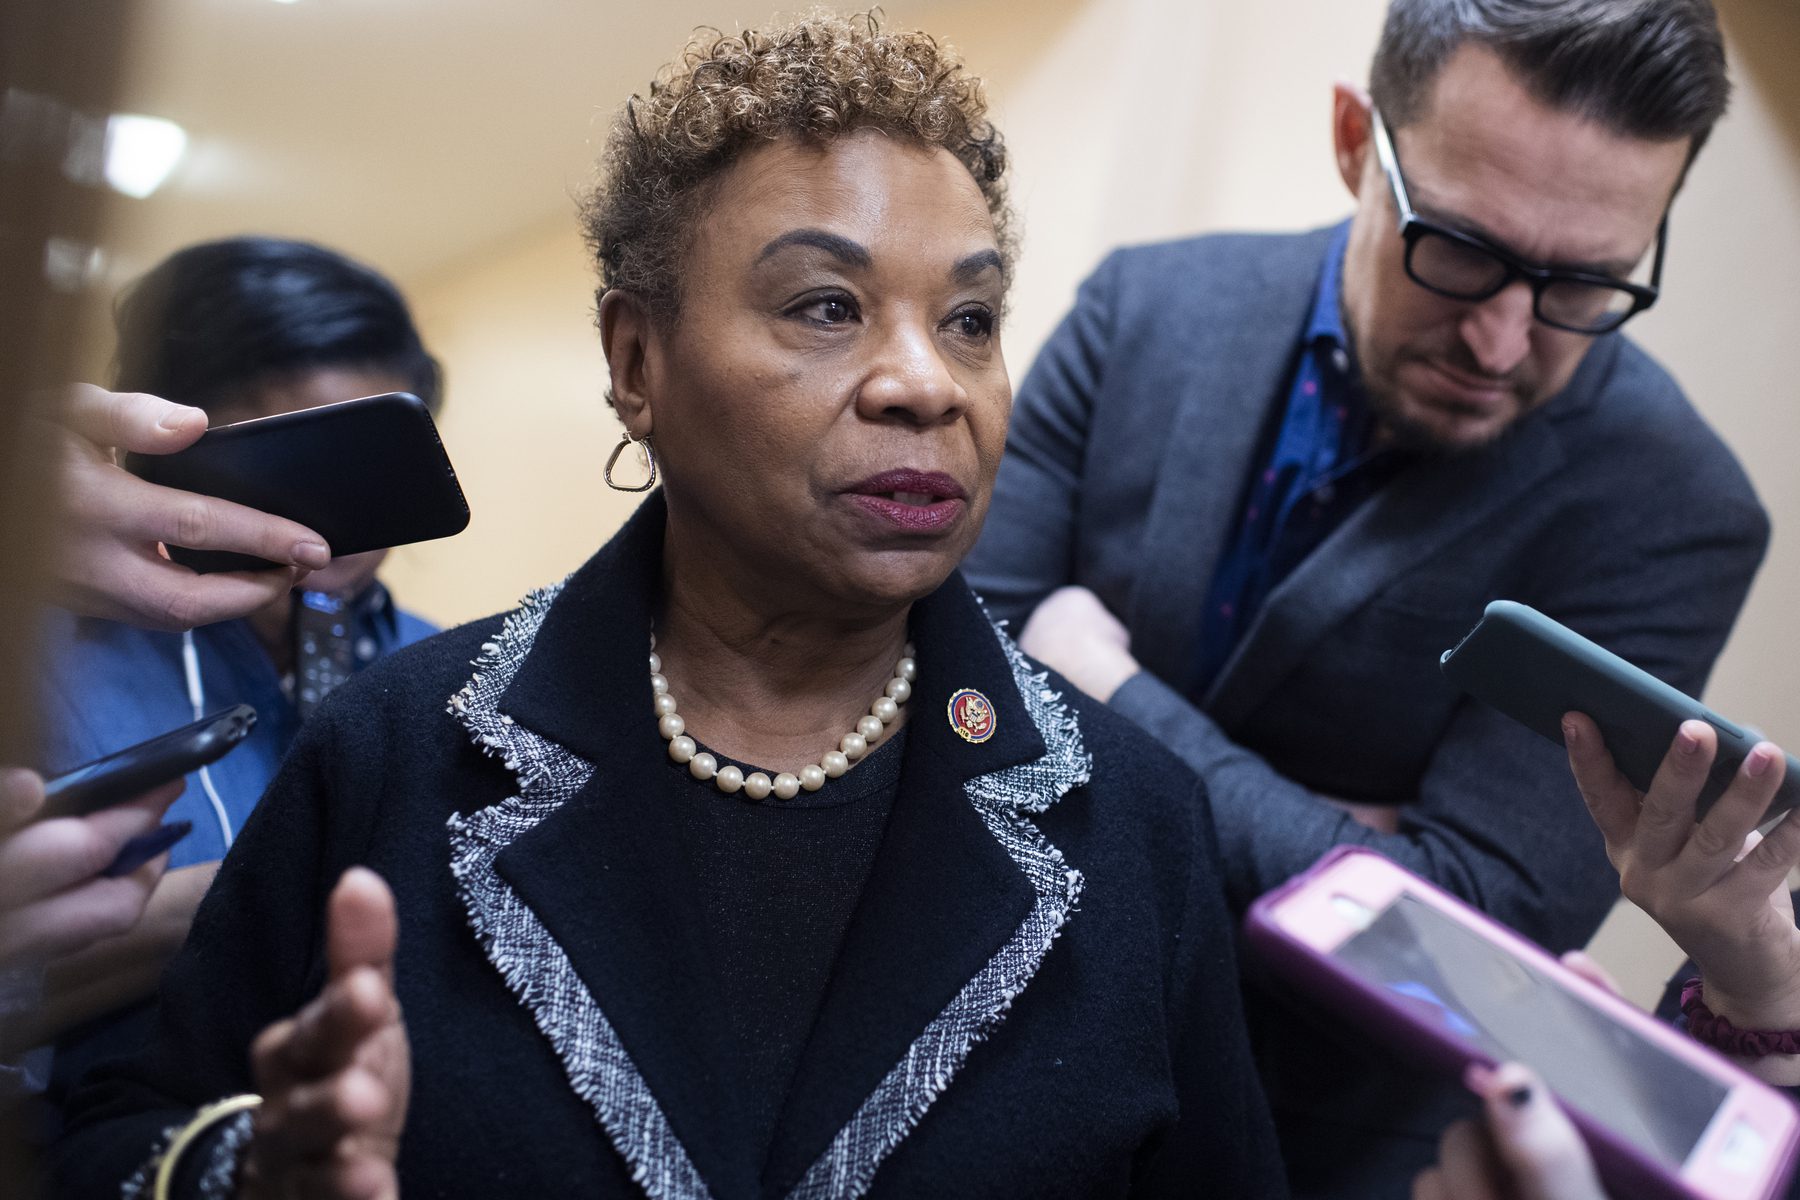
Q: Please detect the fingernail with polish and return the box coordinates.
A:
[293,541,330,570]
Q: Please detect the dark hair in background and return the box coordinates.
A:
[1371,0,1730,154]
[112,237,442,415]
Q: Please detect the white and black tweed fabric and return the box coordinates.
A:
[445,581,1090,1200]
[119,1110,253,1200]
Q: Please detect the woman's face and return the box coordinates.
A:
[633,130,1011,615]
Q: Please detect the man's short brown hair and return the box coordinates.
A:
[1371,0,1730,155]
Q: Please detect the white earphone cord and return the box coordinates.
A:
[180,629,235,851]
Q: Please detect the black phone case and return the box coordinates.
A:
[1441,600,1800,821]
[124,391,470,574]
[41,704,258,819]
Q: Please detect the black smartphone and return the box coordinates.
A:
[1441,601,1800,821]
[40,704,258,821]
[124,391,470,574]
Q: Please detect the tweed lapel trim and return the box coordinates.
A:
[444,579,713,1199]
[788,621,1089,1199]
[445,584,1090,1200]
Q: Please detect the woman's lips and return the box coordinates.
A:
[844,469,968,533]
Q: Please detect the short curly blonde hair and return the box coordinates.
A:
[581,10,1015,323]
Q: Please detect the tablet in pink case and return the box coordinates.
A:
[1245,846,1800,1200]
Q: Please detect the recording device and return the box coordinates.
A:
[1441,601,1800,821]
[40,705,257,821]
[124,391,470,574]
[1246,847,1800,1200]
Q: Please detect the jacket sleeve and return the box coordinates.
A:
[964,252,1122,630]
[51,706,373,1198]
[1113,449,1770,953]
[1132,778,1290,1198]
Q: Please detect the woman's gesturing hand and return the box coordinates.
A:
[243,868,409,1200]
[1564,713,1800,1035]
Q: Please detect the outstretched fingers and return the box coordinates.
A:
[327,867,399,987]
[253,970,389,1114]
[247,868,408,1197]
[253,1042,397,1163]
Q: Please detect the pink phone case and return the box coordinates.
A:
[1244,846,1800,1200]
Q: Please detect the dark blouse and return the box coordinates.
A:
[676,731,905,1163]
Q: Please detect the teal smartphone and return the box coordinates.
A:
[1441,601,1800,822]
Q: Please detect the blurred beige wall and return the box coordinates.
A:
[380,0,1800,1005]
[378,218,633,622]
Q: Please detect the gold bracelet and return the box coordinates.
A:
[152,1093,262,1200]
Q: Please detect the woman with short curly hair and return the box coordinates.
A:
[55,13,1285,1199]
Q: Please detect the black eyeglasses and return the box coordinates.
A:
[1370,107,1664,335]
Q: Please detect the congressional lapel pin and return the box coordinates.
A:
[948,688,996,744]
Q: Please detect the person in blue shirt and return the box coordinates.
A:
[27,237,441,1077]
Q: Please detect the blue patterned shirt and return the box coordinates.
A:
[1195,224,1406,691]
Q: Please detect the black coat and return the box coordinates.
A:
[56,497,1287,1200]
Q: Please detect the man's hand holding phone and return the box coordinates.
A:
[0,766,182,969]
[44,384,332,632]
[1566,713,1800,1068]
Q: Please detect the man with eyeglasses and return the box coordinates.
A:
[967,1,1766,1193]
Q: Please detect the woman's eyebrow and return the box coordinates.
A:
[756,228,872,269]
[952,249,1003,284]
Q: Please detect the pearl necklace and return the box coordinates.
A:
[651,635,917,801]
[655,633,921,802]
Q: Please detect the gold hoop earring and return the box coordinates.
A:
[603,431,657,492]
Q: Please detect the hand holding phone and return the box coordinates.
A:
[40,705,257,821]
[1441,601,1800,823]
[124,390,469,574]
[45,384,332,631]
[1246,847,1800,1200]
[1566,713,1800,1064]
[0,768,180,968]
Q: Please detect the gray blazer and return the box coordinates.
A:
[967,226,1769,1194]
